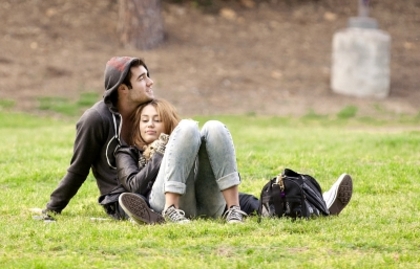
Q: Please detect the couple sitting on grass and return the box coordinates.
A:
[42,56,353,224]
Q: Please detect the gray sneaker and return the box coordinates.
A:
[162,205,190,223]
[223,205,247,223]
[323,174,353,215]
[118,193,165,225]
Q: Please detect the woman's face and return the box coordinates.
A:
[139,104,165,145]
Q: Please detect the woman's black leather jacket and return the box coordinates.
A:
[114,145,163,197]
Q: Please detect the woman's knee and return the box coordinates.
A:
[202,120,225,134]
[174,119,201,141]
[178,119,199,132]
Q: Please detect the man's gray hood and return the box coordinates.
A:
[102,56,149,108]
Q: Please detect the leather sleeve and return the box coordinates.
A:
[115,146,163,196]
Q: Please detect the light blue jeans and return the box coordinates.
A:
[149,119,241,218]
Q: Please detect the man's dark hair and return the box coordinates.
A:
[121,59,147,89]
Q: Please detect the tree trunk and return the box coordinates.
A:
[118,0,165,50]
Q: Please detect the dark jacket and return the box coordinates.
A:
[45,56,147,214]
[46,100,123,213]
[115,146,163,198]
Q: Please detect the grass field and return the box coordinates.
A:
[1,110,420,268]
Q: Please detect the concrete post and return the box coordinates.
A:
[331,0,391,98]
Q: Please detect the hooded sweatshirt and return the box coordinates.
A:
[46,57,148,213]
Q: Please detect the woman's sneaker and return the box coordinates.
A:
[323,174,353,215]
[162,205,190,223]
[118,193,165,225]
[223,205,247,224]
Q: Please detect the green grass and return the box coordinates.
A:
[37,92,99,116]
[1,111,420,268]
[0,98,15,110]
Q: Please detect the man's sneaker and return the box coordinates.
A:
[223,205,247,224]
[118,193,165,225]
[323,174,353,215]
[162,205,190,223]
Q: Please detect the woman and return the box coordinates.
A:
[115,98,248,224]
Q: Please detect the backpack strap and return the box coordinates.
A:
[272,175,286,216]
[257,179,273,223]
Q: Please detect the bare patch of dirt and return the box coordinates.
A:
[0,0,419,117]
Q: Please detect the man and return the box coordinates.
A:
[42,56,164,223]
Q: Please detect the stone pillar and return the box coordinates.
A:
[331,0,391,98]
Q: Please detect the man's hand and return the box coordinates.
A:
[41,209,57,222]
[31,208,57,222]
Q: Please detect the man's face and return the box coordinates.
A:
[127,65,154,105]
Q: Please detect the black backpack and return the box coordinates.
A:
[257,168,330,220]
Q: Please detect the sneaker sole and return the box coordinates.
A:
[119,193,165,225]
[328,174,353,215]
[227,219,244,224]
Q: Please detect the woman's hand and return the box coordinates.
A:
[143,133,169,161]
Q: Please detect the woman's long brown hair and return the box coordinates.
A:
[129,98,181,149]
